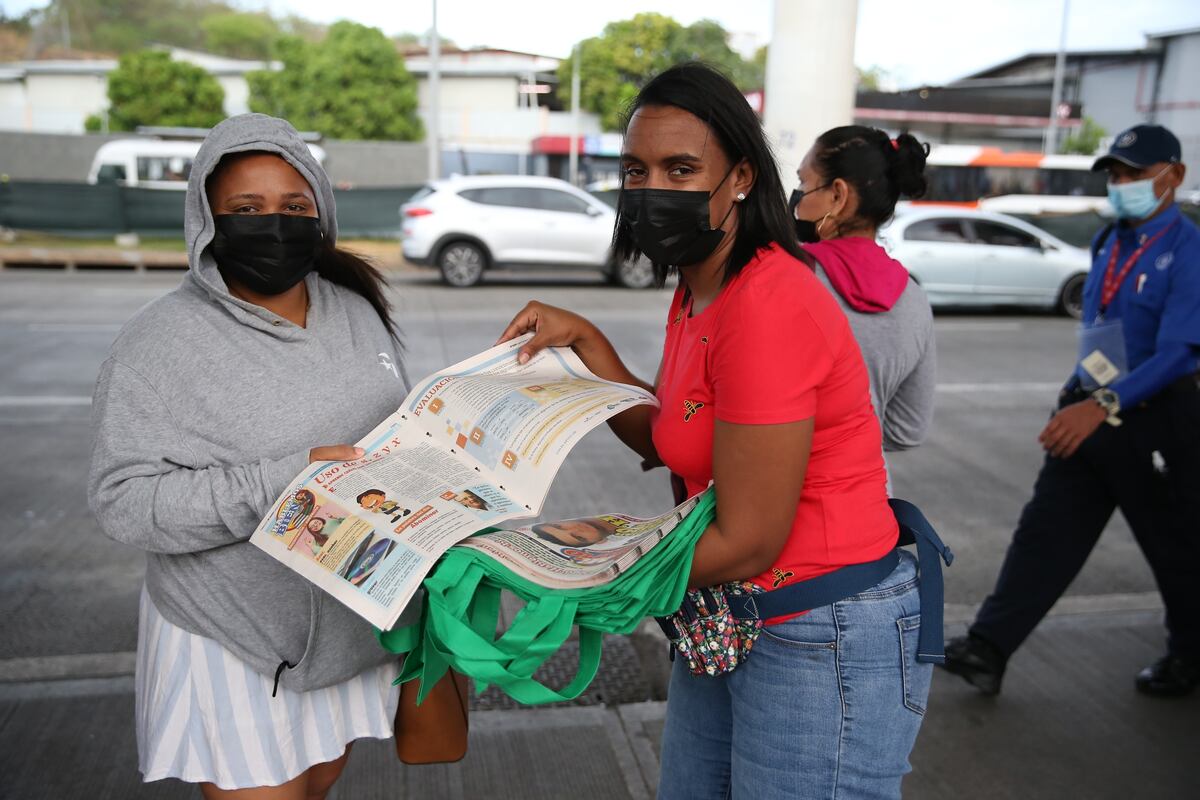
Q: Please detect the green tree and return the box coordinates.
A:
[672,19,757,88]
[248,21,423,141]
[31,0,228,55]
[857,65,888,91]
[202,11,279,60]
[558,13,760,131]
[0,8,37,34]
[747,45,767,89]
[277,14,326,43]
[1060,116,1107,155]
[85,49,224,131]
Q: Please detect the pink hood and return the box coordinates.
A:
[803,237,910,313]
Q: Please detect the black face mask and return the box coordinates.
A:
[211,213,323,296]
[622,167,738,267]
[789,186,828,244]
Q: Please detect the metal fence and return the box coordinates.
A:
[0,181,420,239]
[6,181,1199,248]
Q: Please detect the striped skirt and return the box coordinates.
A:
[135,586,401,789]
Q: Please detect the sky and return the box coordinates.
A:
[6,0,1200,87]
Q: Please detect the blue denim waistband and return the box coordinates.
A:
[727,498,954,664]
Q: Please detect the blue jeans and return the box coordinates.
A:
[658,550,932,800]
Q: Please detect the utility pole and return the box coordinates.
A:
[427,0,441,181]
[1045,0,1070,154]
[763,0,858,189]
[60,2,72,51]
[568,44,581,186]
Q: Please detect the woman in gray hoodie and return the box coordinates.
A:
[791,127,938,485]
[88,114,419,798]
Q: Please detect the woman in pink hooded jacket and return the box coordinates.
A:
[791,127,937,463]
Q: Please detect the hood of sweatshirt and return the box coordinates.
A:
[803,237,910,313]
[184,113,338,336]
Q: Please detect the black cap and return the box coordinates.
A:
[1092,124,1182,171]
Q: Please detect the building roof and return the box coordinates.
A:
[0,58,116,77]
[0,43,562,84]
[854,91,1080,130]
[1147,25,1200,40]
[159,46,275,74]
[0,45,274,81]
[403,46,561,62]
[858,88,1076,119]
[953,47,1151,83]
[402,47,561,80]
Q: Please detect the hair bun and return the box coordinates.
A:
[888,133,929,199]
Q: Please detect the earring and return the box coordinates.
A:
[816,212,832,237]
[736,192,746,202]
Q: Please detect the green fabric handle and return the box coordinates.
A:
[377,488,716,705]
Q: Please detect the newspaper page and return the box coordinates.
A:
[250,334,659,629]
[456,493,702,590]
[398,333,656,511]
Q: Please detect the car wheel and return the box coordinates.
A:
[611,256,655,289]
[438,242,486,287]
[1057,273,1086,319]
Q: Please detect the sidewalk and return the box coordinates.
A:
[1,610,1195,799]
[0,239,409,272]
[0,245,188,271]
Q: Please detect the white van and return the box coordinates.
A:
[87,139,328,190]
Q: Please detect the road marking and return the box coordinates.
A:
[934,322,1024,332]
[944,591,1163,625]
[0,592,1165,684]
[936,381,1061,394]
[395,308,671,323]
[0,651,136,683]
[0,395,91,407]
[0,384,1064,407]
[25,323,123,332]
[0,385,1064,406]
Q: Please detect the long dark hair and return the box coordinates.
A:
[612,62,812,287]
[811,126,929,231]
[314,240,400,342]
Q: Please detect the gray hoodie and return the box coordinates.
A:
[88,114,419,692]
[815,267,937,453]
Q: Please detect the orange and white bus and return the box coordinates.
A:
[920,145,1108,215]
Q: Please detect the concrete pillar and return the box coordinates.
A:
[763,0,859,188]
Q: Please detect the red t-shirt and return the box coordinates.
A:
[651,243,898,592]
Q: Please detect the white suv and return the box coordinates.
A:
[400,175,653,288]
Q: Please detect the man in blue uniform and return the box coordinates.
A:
[942,124,1200,697]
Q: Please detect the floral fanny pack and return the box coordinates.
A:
[655,581,765,677]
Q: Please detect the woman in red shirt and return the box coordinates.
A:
[498,64,934,799]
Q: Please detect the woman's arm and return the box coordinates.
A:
[497,301,660,464]
[882,324,937,451]
[688,419,813,587]
[88,359,360,555]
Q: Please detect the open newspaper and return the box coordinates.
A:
[250,334,661,629]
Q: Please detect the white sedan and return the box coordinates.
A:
[880,207,1091,318]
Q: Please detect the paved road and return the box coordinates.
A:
[0,267,1156,663]
[1,267,1193,799]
